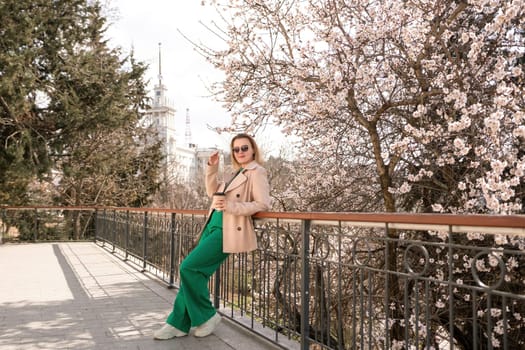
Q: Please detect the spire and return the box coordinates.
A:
[158,42,163,87]
[185,108,192,146]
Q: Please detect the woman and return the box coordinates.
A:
[154,133,271,340]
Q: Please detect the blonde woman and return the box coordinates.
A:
[154,133,271,340]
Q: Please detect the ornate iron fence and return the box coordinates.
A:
[83,208,525,350]
[2,206,524,350]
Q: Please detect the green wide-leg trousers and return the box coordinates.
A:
[166,212,229,333]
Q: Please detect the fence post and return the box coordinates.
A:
[213,262,221,309]
[0,208,5,244]
[125,210,130,261]
[300,219,311,350]
[142,211,148,272]
[33,208,38,242]
[112,209,116,253]
[102,209,107,247]
[93,209,98,243]
[169,212,176,289]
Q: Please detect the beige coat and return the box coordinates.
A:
[205,161,271,253]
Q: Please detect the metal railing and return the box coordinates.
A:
[2,206,524,350]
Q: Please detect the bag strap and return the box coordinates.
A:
[222,167,244,192]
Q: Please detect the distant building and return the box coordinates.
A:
[142,43,223,185]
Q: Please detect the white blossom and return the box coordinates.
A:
[489,254,500,267]
[453,138,470,156]
[431,203,444,213]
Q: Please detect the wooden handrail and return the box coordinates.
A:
[2,205,523,229]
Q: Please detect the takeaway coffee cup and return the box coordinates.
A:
[213,192,225,211]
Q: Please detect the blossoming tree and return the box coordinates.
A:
[198,0,525,348]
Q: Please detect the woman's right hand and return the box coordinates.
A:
[211,193,226,211]
[208,151,219,165]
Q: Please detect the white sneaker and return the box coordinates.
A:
[194,313,222,337]
[153,323,187,340]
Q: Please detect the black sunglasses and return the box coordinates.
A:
[233,145,250,153]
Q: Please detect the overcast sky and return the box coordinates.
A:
[103,0,233,149]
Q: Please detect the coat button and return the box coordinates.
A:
[236,193,240,198]
[237,227,241,231]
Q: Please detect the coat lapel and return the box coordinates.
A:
[226,169,247,192]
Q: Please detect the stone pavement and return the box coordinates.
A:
[0,242,289,350]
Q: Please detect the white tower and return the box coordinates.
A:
[144,43,178,181]
[185,108,192,147]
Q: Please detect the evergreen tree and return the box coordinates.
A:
[0,0,163,209]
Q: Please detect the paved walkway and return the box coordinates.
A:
[0,242,286,350]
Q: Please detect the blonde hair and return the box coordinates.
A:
[230,133,263,169]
